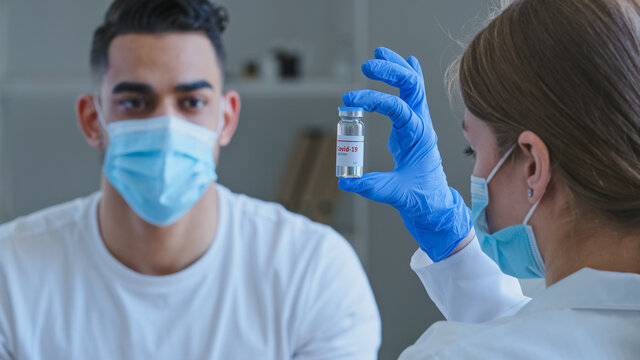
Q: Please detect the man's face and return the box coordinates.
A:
[97,32,224,132]
[76,30,241,224]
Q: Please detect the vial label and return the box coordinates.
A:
[336,135,364,167]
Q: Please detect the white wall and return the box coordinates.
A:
[0,0,10,220]
[0,0,107,222]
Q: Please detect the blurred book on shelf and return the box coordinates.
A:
[278,129,339,224]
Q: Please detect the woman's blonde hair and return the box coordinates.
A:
[453,0,640,226]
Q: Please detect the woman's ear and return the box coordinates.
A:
[218,90,241,147]
[518,130,551,204]
[76,94,103,148]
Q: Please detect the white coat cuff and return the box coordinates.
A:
[410,237,530,322]
[410,236,480,271]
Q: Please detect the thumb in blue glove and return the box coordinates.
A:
[339,47,473,262]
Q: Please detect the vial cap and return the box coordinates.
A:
[338,106,364,118]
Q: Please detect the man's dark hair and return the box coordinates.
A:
[90,0,229,82]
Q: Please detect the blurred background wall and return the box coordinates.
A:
[0,0,499,358]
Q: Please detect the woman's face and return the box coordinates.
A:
[462,110,532,232]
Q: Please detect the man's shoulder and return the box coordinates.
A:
[219,185,336,233]
[0,193,99,251]
[218,185,351,254]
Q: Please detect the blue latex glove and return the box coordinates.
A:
[338,47,473,262]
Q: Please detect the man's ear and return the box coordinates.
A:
[218,90,241,147]
[518,130,551,204]
[76,94,103,148]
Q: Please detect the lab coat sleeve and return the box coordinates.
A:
[292,230,381,360]
[411,237,530,322]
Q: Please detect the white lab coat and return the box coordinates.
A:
[399,238,640,359]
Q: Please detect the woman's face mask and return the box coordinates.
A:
[463,111,547,279]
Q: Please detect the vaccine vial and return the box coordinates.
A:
[336,106,365,178]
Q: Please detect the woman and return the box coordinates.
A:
[340,0,640,358]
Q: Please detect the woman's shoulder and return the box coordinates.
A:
[399,291,640,360]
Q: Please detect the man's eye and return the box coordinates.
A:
[120,98,146,110]
[464,145,476,158]
[181,97,206,109]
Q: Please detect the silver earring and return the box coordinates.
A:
[527,189,533,198]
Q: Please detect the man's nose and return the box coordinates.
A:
[152,97,180,118]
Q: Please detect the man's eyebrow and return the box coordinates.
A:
[112,82,154,94]
[174,80,214,93]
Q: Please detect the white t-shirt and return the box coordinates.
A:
[0,185,380,360]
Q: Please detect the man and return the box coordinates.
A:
[0,1,380,358]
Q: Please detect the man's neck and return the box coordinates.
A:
[97,180,219,276]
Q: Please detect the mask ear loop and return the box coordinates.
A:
[486,145,516,183]
[93,96,108,130]
[523,174,551,225]
[523,200,540,225]
[217,96,226,134]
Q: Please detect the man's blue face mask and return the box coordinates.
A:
[470,146,547,279]
[95,98,225,226]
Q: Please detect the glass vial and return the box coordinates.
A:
[336,106,365,178]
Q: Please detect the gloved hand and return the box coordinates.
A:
[339,47,473,262]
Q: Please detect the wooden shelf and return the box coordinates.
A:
[0,79,92,98]
[227,79,357,98]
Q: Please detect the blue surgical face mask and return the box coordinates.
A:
[470,146,546,278]
[95,99,225,226]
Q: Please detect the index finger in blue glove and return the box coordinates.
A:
[362,60,425,109]
[374,47,414,72]
[406,56,424,79]
[362,60,423,92]
[343,90,420,130]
